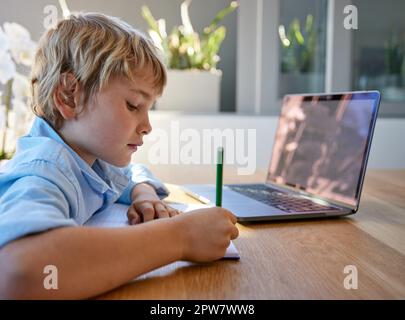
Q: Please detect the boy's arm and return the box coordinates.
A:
[0,206,238,299]
[0,217,183,299]
[130,181,160,202]
[117,164,169,205]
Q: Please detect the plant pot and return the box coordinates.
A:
[279,72,324,96]
[382,86,405,102]
[155,69,222,112]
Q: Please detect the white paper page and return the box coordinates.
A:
[84,203,130,227]
[85,203,239,259]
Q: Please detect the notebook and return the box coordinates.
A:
[84,203,239,259]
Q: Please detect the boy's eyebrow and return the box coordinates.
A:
[130,88,152,100]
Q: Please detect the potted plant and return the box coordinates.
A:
[142,0,238,112]
[382,32,405,102]
[278,14,323,95]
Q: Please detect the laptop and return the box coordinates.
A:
[185,91,381,221]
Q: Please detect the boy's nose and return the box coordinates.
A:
[139,116,152,135]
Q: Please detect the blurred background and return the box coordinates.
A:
[0,0,404,172]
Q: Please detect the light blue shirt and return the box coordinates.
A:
[0,117,169,248]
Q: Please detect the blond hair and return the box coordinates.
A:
[31,12,166,130]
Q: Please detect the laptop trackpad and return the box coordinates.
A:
[185,184,285,218]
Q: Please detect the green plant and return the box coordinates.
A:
[384,33,404,76]
[278,14,317,73]
[142,0,238,70]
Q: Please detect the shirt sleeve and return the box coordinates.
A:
[0,175,78,248]
[116,164,170,204]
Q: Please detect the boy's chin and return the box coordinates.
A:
[104,156,132,168]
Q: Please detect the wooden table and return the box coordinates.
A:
[97,166,405,299]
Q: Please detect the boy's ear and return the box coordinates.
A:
[53,73,81,120]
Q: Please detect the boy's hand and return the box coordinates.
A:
[128,183,181,224]
[176,207,239,262]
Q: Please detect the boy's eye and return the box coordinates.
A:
[126,101,139,111]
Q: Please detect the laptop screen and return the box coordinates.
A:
[267,91,380,207]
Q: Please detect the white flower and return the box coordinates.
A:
[0,26,10,54]
[10,39,36,66]
[12,97,29,113]
[12,73,31,101]
[3,22,31,43]
[10,98,33,138]
[0,50,16,84]
[3,22,36,66]
[0,22,36,157]
[0,104,5,130]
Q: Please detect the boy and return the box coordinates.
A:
[0,13,238,299]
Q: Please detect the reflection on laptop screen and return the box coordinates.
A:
[268,93,379,207]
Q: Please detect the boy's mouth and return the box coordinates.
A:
[127,144,138,151]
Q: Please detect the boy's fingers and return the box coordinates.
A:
[224,209,237,224]
[137,202,155,222]
[131,215,141,225]
[132,201,183,222]
[230,225,239,240]
[166,205,180,217]
[127,206,136,220]
[154,202,169,219]
[127,207,141,225]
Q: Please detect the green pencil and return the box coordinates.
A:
[216,147,224,207]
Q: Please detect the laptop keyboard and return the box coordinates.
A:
[227,184,338,213]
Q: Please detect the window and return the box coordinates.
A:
[237,0,405,117]
[278,0,327,98]
[352,0,405,116]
